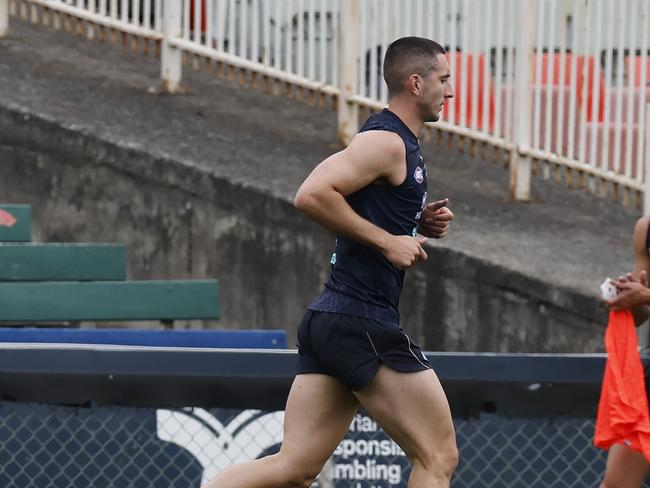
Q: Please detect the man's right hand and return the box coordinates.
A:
[381,236,428,269]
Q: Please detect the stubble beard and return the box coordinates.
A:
[425,113,440,123]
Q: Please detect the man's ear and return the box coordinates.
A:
[408,74,421,95]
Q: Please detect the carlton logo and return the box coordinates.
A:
[414,167,424,184]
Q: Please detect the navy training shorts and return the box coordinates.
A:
[296,309,431,391]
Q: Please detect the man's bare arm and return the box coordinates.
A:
[294,131,427,269]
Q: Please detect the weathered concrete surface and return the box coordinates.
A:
[0,19,641,352]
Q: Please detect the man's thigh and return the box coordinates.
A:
[280,374,359,471]
[352,366,455,461]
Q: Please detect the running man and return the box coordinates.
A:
[203,36,457,488]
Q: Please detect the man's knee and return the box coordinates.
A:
[437,440,459,477]
[274,454,323,488]
[282,469,320,488]
[282,475,318,488]
[414,436,459,479]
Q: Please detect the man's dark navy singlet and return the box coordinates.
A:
[307,108,429,326]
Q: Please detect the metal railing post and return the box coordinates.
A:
[0,0,9,37]
[337,0,359,147]
[161,0,182,93]
[645,101,650,214]
[509,0,535,201]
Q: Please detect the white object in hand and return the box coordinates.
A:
[600,278,618,300]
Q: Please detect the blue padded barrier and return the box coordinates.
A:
[0,327,287,349]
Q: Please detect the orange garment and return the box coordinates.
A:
[595,310,650,460]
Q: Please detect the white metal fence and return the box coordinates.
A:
[2,0,650,205]
[6,0,162,40]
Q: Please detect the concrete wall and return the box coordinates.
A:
[0,105,606,353]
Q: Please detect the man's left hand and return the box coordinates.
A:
[419,198,454,239]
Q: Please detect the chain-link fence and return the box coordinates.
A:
[2,401,645,487]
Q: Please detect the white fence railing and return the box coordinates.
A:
[2,0,650,206]
[7,0,162,39]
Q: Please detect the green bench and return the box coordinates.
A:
[0,204,219,325]
[0,280,220,322]
[0,243,126,281]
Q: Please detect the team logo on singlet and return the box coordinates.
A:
[414,167,424,184]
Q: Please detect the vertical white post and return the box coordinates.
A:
[161,0,183,93]
[644,102,650,214]
[509,0,535,201]
[337,0,359,147]
[0,0,9,38]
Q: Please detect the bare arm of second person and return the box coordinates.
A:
[606,215,650,325]
[294,130,427,270]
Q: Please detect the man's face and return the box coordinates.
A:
[418,53,454,123]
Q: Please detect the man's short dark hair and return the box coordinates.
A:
[383,37,446,97]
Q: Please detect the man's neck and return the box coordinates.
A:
[386,100,424,137]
